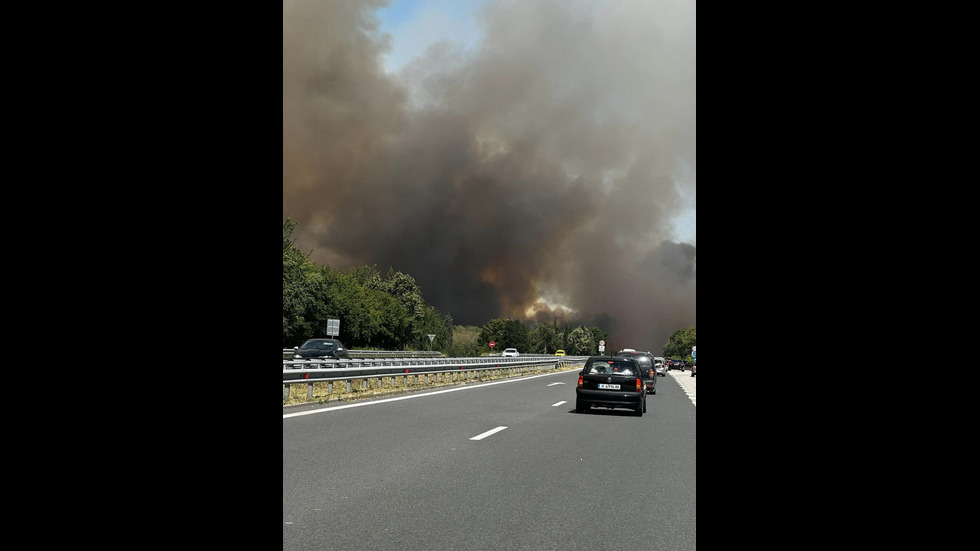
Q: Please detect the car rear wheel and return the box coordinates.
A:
[576,400,587,413]
[635,400,644,417]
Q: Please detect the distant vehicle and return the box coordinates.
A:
[576,356,647,416]
[502,348,520,357]
[293,338,351,361]
[555,350,566,356]
[653,357,667,377]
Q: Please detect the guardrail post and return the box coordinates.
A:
[308,383,314,399]
[328,381,333,395]
[284,384,290,400]
[346,380,352,393]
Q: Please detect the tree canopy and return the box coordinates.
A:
[663,325,697,362]
[284,217,690,357]
[283,218,453,351]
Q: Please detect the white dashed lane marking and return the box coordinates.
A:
[470,426,508,440]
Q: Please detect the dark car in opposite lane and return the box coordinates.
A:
[293,338,351,361]
[576,356,648,416]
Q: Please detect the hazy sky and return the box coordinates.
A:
[283,0,696,351]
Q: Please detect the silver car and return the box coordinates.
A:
[653,357,667,377]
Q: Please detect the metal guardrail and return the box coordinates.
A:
[282,356,589,400]
[283,348,444,360]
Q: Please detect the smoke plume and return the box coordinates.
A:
[283,0,696,350]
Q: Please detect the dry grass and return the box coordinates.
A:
[282,364,582,407]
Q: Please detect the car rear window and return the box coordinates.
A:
[584,360,637,375]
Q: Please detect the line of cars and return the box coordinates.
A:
[574,349,664,416]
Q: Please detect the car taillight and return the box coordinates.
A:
[578,375,584,388]
[636,378,642,391]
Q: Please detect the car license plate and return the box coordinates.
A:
[598,383,620,390]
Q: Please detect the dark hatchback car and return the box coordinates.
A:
[576,356,648,416]
[293,338,351,361]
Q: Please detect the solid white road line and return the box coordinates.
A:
[552,401,567,407]
[284,369,571,419]
[470,426,508,440]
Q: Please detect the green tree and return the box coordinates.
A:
[381,268,429,347]
[415,306,454,351]
[501,319,531,352]
[530,323,562,353]
[478,318,530,353]
[663,325,696,361]
[587,326,608,353]
[478,318,510,352]
[283,218,330,347]
[566,326,596,356]
[448,325,483,357]
[347,264,383,290]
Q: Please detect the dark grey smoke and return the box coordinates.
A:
[283,0,696,350]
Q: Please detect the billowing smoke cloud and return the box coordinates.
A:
[283,0,696,350]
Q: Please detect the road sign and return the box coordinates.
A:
[428,334,435,342]
[692,346,696,361]
[599,340,605,346]
[598,345,605,352]
[327,318,340,337]
[489,341,495,348]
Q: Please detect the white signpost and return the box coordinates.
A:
[327,318,340,338]
[428,334,435,350]
[598,339,606,353]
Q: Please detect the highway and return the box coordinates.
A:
[283,368,696,550]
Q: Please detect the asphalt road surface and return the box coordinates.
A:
[283,368,696,550]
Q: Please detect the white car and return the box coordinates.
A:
[502,348,519,357]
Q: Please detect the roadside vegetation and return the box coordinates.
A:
[663,325,697,365]
[284,217,693,358]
